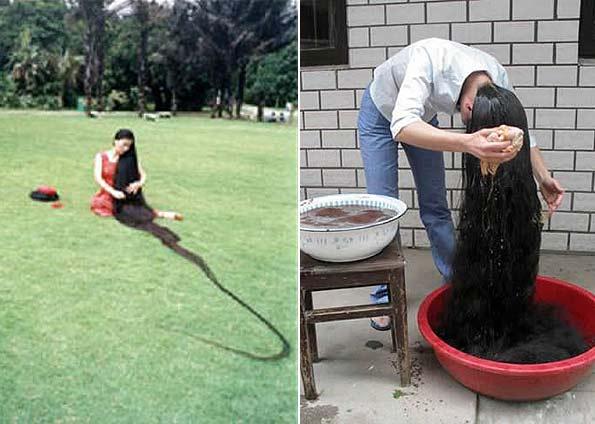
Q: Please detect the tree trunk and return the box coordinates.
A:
[171,88,178,116]
[96,10,106,111]
[151,83,164,111]
[137,0,149,117]
[257,99,264,122]
[62,80,68,109]
[83,27,94,116]
[81,0,107,115]
[217,88,223,118]
[235,63,246,119]
[225,87,233,119]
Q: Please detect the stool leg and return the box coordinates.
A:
[389,269,411,386]
[300,306,318,400]
[304,290,319,362]
[386,283,397,353]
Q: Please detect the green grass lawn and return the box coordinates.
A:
[0,111,297,423]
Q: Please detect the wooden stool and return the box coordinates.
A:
[300,237,411,400]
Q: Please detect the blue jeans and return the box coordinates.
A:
[358,86,455,304]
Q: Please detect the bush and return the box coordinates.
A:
[106,89,130,111]
[33,94,61,110]
[0,74,61,109]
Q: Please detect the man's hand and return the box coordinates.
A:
[465,127,520,163]
[540,176,564,214]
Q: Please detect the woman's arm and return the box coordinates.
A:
[94,154,125,199]
[94,154,115,193]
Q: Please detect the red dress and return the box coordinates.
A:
[90,152,117,217]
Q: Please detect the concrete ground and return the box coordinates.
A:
[300,248,595,424]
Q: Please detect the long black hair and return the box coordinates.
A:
[108,128,290,360]
[439,85,587,363]
[114,129,143,205]
[112,129,163,236]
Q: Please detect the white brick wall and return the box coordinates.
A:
[536,66,577,86]
[556,43,579,63]
[426,1,466,23]
[451,22,491,43]
[371,26,408,46]
[469,0,509,22]
[513,0,554,20]
[320,90,356,109]
[301,0,595,252]
[494,21,534,43]
[512,44,554,64]
[537,21,579,42]
[386,3,424,25]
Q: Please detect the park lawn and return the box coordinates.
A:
[0,112,297,423]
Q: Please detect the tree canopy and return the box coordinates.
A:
[0,0,297,115]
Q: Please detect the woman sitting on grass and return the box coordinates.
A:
[91,129,290,360]
[91,128,183,222]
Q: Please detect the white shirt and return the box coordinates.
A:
[370,38,536,147]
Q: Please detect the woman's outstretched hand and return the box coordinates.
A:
[465,127,521,163]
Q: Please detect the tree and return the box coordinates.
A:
[191,0,296,119]
[103,12,137,109]
[1,1,82,110]
[229,0,296,118]
[0,0,294,114]
[0,0,69,71]
[133,0,149,116]
[162,0,195,115]
[57,49,84,108]
[10,29,41,94]
[8,27,63,108]
[75,0,108,114]
[101,0,210,113]
[130,0,177,115]
[245,40,297,109]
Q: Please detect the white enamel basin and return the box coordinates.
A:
[300,194,408,262]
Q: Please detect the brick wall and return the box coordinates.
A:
[300,0,595,252]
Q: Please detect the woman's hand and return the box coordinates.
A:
[111,189,126,199]
[540,177,564,214]
[125,181,142,194]
[464,127,520,163]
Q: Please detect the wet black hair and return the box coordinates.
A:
[438,84,588,364]
[456,71,492,112]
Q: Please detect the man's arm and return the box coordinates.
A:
[530,146,549,185]
[397,121,519,163]
[530,146,565,214]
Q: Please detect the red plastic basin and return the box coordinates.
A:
[418,275,595,401]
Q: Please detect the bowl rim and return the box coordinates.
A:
[299,194,407,233]
[417,275,595,375]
